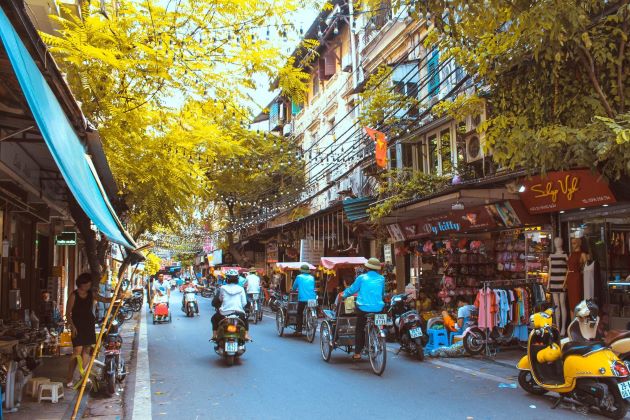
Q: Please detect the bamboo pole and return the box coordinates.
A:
[70,245,149,420]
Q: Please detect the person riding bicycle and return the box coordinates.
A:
[211,269,250,341]
[245,267,261,308]
[291,264,316,337]
[342,258,385,360]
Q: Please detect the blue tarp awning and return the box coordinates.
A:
[0,8,135,249]
[343,197,376,222]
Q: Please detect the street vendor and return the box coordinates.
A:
[342,258,385,360]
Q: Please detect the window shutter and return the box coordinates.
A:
[428,50,440,97]
[323,51,336,78]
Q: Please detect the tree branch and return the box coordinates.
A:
[577,43,615,117]
[618,1,628,113]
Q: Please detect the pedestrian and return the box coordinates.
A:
[65,273,111,387]
[37,290,61,332]
[291,264,316,336]
[342,258,385,360]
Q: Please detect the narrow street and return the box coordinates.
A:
[140,291,581,420]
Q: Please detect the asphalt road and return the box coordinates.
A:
[143,290,590,420]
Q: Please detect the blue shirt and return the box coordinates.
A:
[238,276,247,288]
[343,271,385,312]
[292,273,317,302]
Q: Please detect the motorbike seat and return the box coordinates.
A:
[605,330,630,346]
[562,341,606,360]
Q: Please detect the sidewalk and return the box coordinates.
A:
[4,311,140,420]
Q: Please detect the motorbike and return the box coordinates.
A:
[517,306,630,419]
[213,313,247,366]
[462,307,526,355]
[124,290,143,312]
[564,300,630,364]
[101,319,126,396]
[386,293,427,361]
[200,285,216,299]
[182,286,199,317]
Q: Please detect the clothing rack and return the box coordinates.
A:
[479,278,542,357]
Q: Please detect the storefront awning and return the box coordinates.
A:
[320,257,367,269]
[0,8,135,249]
[276,262,316,271]
[343,197,375,222]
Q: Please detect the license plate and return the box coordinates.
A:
[618,381,630,399]
[308,299,317,308]
[409,327,423,338]
[225,342,238,353]
[374,314,387,326]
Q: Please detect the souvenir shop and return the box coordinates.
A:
[519,170,630,331]
[387,199,551,338]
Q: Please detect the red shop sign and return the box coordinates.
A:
[519,170,616,214]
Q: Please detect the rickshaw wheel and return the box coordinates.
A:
[367,324,386,376]
[320,321,333,362]
[306,310,316,343]
[276,309,285,337]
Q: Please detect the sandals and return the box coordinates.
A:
[352,354,361,361]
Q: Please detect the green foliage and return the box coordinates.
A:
[143,252,161,276]
[423,0,630,179]
[41,0,309,239]
[368,168,450,221]
[358,65,419,137]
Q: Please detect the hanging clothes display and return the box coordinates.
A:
[583,260,595,300]
[474,287,497,329]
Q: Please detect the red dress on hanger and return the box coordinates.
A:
[566,252,583,310]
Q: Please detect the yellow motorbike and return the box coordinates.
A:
[517,308,630,419]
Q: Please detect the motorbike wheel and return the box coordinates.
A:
[276,310,285,337]
[257,309,263,322]
[105,358,116,396]
[599,380,628,419]
[122,307,133,321]
[517,370,547,396]
[306,310,316,343]
[117,357,127,382]
[320,321,333,362]
[252,305,259,325]
[413,338,425,361]
[226,355,235,367]
[463,327,486,355]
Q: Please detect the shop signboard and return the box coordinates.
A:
[210,249,223,266]
[55,231,76,246]
[383,244,393,263]
[519,170,616,214]
[266,242,278,263]
[399,201,545,240]
[386,224,406,242]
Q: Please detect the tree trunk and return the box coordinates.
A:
[224,200,248,266]
[68,197,108,288]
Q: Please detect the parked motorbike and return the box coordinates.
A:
[386,293,427,361]
[517,306,629,419]
[182,286,199,317]
[462,307,525,355]
[124,290,143,312]
[213,313,247,366]
[96,319,126,397]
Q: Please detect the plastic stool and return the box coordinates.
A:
[26,377,50,397]
[37,382,64,403]
[426,328,449,351]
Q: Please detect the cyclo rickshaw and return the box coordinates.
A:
[318,257,387,376]
[274,262,318,343]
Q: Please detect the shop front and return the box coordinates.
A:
[519,169,630,331]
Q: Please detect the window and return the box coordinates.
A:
[312,73,320,99]
[291,101,302,115]
[427,50,440,98]
[423,124,457,175]
[400,143,413,168]
[440,128,453,174]
[392,62,420,118]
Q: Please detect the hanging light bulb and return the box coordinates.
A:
[333,24,339,36]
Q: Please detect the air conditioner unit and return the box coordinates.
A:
[465,102,487,133]
[341,54,352,72]
[465,131,486,163]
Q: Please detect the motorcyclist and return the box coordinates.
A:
[245,267,261,308]
[291,264,316,336]
[211,269,250,341]
[342,258,385,360]
[181,279,198,312]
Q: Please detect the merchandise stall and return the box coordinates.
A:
[519,170,630,330]
[389,200,551,334]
